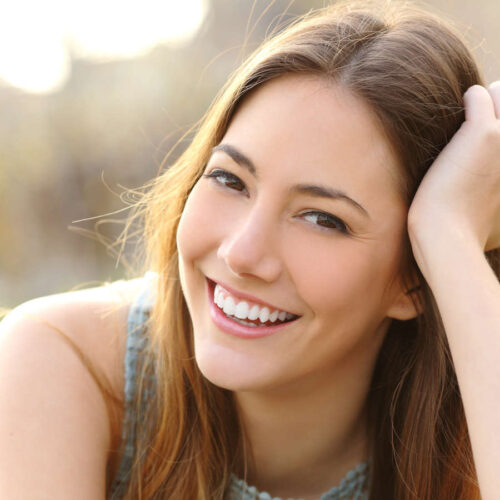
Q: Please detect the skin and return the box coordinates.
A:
[0,73,497,500]
[176,74,419,497]
[408,82,500,500]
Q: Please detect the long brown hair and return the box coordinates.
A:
[115,1,499,498]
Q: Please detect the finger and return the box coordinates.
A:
[463,84,497,123]
[487,81,500,119]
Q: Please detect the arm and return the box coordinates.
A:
[0,283,134,499]
[0,303,109,499]
[410,227,500,499]
[408,83,500,499]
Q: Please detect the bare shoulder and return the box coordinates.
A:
[0,277,145,399]
[0,277,146,499]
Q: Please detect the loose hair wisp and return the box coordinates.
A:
[114,2,499,498]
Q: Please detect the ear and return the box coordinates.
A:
[386,284,423,321]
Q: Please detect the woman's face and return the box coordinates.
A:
[177,74,417,393]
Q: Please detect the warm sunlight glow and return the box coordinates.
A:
[0,0,208,94]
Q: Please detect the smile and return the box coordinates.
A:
[206,278,300,339]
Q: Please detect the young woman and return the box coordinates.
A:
[0,1,499,499]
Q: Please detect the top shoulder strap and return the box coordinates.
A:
[108,273,157,498]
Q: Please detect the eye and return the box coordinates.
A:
[202,169,247,194]
[300,211,349,234]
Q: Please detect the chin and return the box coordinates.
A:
[193,341,277,392]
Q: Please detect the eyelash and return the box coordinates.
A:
[202,169,247,193]
[202,168,350,235]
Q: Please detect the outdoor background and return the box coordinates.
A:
[1,0,499,308]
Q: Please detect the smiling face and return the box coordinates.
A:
[176,74,417,394]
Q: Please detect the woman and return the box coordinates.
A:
[0,1,499,499]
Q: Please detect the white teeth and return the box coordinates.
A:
[258,307,270,323]
[231,317,261,327]
[216,293,224,308]
[234,301,249,319]
[214,285,223,307]
[248,304,260,320]
[213,283,296,324]
[269,310,279,322]
[223,296,235,316]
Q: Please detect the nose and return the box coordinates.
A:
[217,203,282,282]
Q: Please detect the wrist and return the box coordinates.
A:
[408,203,491,252]
[408,217,484,283]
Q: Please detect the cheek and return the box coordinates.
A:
[177,181,249,267]
[176,185,220,317]
[287,237,401,320]
[176,183,217,265]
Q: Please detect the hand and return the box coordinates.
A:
[407,82,500,255]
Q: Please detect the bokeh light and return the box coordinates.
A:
[0,0,207,93]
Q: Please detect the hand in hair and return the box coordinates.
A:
[406,81,500,500]
[407,82,500,258]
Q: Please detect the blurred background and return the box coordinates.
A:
[1,0,499,307]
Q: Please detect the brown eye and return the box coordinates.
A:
[300,211,349,234]
[203,169,247,193]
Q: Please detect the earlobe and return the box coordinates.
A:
[386,285,423,321]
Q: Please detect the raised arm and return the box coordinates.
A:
[408,83,500,500]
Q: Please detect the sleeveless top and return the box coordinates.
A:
[108,276,370,500]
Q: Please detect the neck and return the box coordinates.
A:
[234,355,374,499]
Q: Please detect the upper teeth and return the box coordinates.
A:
[214,284,294,323]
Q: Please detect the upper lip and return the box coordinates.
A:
[207,277,299,316]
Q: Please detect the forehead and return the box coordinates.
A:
[222,74,405,208]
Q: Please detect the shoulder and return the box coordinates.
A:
[0,278,146,400]
[0,278,147,498]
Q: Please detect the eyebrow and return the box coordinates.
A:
[211,143,370,219]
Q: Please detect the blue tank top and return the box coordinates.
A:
[108,277,369,499]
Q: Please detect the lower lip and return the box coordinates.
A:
[206,279,296,339]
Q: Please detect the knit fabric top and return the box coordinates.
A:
[108,276,370,499]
